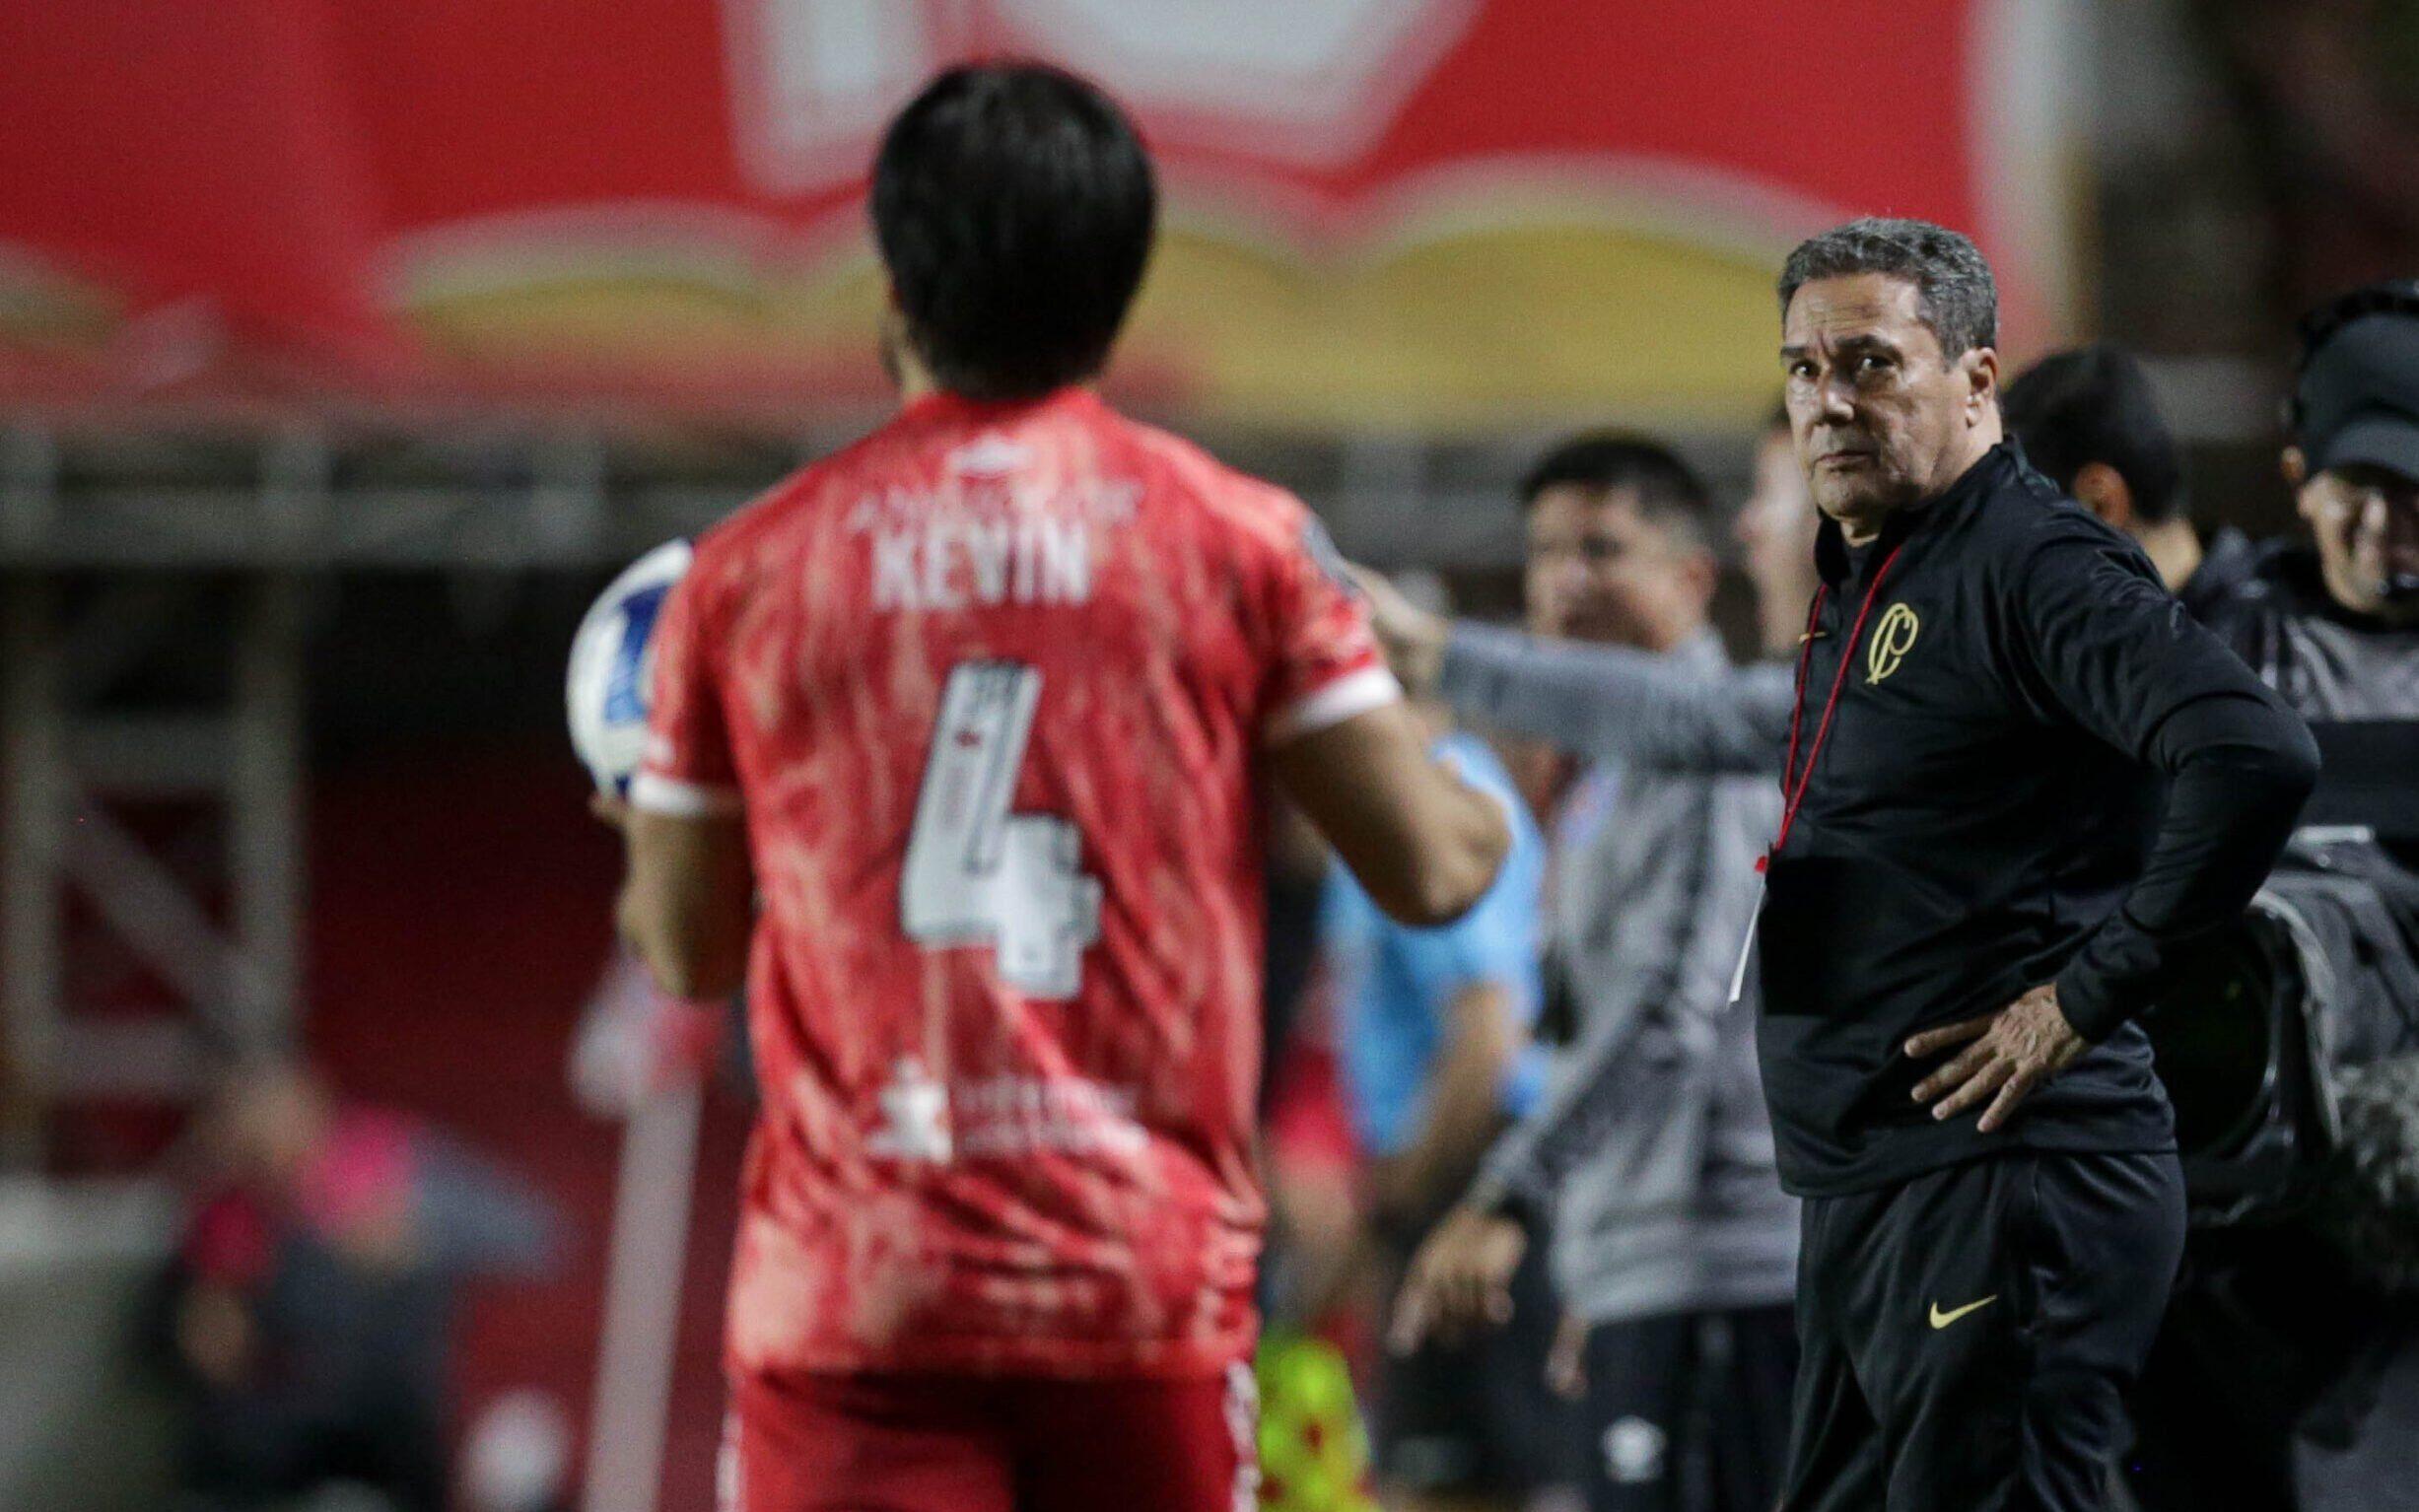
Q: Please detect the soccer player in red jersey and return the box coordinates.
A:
[609,63,1510,1512]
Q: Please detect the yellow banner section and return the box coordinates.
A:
[7,218,1788,429]
[403,222,1784,430]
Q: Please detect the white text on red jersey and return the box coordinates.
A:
[850,480,1140,612]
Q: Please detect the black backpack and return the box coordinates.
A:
[2147,833,2419,1284]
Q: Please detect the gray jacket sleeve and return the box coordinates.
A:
[1465,777,1748,1214]
[1437,623,1794,774]
[1468,967,1684,1212]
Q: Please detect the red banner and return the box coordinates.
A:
[0,0,2077,426]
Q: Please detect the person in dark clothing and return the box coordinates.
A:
[1762,219,2316,1512]
[166,1063,559,1512]
[2215,281,2419,718]
[2002,342,2259,622]
[2126,283,2419,1512]
[1365,218,2320,1511]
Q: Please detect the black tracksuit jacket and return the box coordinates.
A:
[1755,443,2318,1195]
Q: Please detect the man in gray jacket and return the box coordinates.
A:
[1390,434,1800,1512]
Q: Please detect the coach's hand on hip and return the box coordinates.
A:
[1905,984,2089,1133]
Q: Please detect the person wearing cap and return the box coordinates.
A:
[2210,281,2419,717]
[1368,217,2320,1512]
[2121,283,2419,1512]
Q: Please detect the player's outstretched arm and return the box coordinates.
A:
[1351,564,1792,775]
[616,807,753,1001]
[1271,702,1510,928]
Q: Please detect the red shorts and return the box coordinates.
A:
[721,1363,1258,1512]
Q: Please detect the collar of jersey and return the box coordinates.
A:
[897,383,1101,428]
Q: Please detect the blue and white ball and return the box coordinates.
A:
[566,539,692,796]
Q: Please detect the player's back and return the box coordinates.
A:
[639,385,1388,1377]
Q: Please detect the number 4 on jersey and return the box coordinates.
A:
[902,662,1102,998]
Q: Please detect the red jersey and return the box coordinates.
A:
[633,386,1395,1379]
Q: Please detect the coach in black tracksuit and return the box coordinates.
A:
[1753,221,2319,1512]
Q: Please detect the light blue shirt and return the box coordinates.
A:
[1321,731,1549,1158]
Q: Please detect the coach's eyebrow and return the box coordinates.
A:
[1832,334,1903,361]
[1783,334,1905,367]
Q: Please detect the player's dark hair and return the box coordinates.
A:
[1519,433,1715,546]
[1778,217,1997,358]
[2003,344,2187,525]
[872,63,1157,401]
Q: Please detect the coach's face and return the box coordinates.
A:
[1783,273,1999,541]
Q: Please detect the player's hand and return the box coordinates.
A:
[1387,1204,1525,1354]
[1905,983,2089,1134]
[589,791,631,831]
[1347,564,1448,698]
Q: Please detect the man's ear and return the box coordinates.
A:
[2070,461,2135,530]
[1966,346,2001,420]
[2282,447,2324,524]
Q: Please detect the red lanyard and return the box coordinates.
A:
[1757,542,1905,875]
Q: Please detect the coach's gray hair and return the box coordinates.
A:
[1777,217,1998,358]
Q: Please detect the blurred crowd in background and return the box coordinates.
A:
[8,2,2419,1510]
